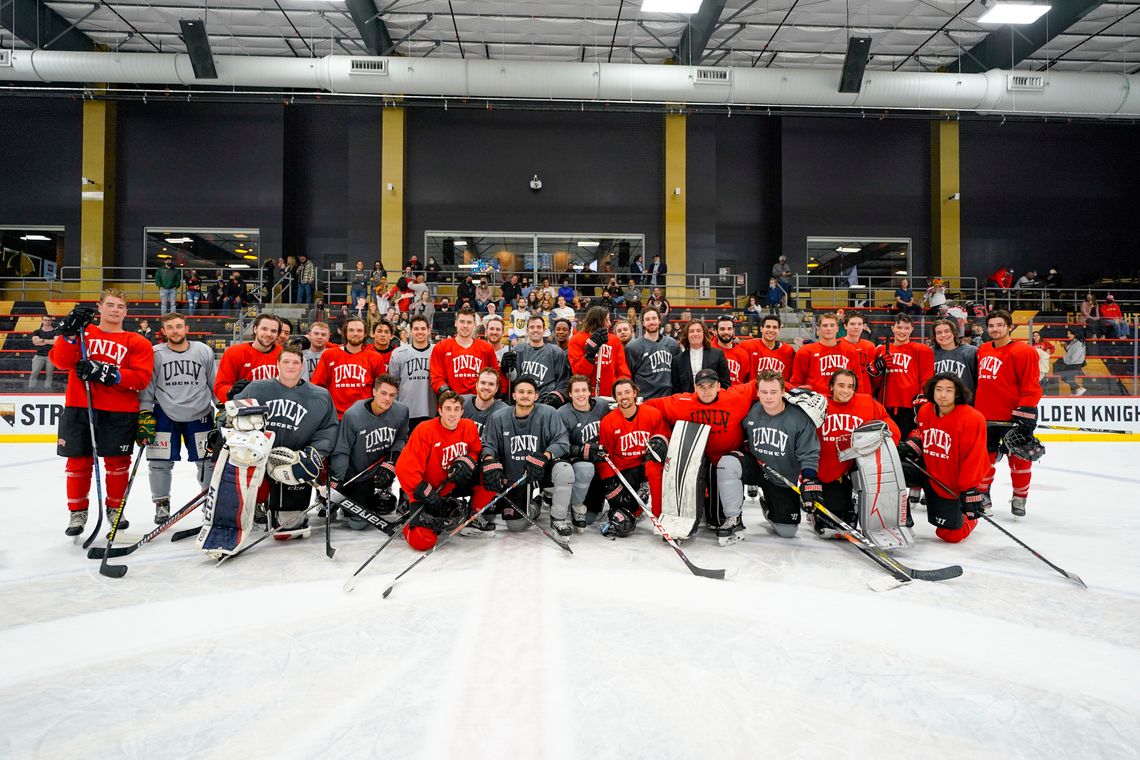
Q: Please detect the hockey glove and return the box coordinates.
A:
[288,335,312,351]
[538,390,567,409]
[580,441,608,463]
[524,452,549,481]
[960,488,990,520]
[1012,405,1038,433]
[799,474,823,514]
[136,410,157,446]
[75,359,120,386]
[898,436,923,466]
[583,328,609,362]
[373,460,397,490]
[57,304,96,338]
[413,482,445,518]
[867,354,887,378]
[436,383,451,396]
[481,457,506,492]
[911,393,929,413]
[268,445,322,486]
[499,350,518,375]
[446,453,476,487]
[645,435,669,465]
[227,377,251,400]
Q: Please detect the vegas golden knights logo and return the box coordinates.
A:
[0,403,15,427]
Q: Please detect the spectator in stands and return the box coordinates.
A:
[623,279,642,314]
[308,298,328,326]
[409,273,430,304]
[296,254,316,305]
[474,279,493,313]
[605,277,624,309]
[647,254,667,289]
[155,259,181,314]
[551,295,576,324]
[969,321,986,346]
[630,254,644,285]
[1080,293,1101,338]
[538,278,557,301]
[647,287,670,319]
[136,319,154,343]
[206,280,225,313]
[662,322,676,340]
[745,294,764,321]
[894,278,921,315]
[1100,294,1126,338]
[1043,266,1062,309]
[350,260,370,309]
[520,276,533,300]
[924,278,947,314]
[184,269,203,316]
[411,289,435,328]
[501,274,521,310]
[262,258,278,302]
[28,314,57,389]
[369,260,386,293]
[425,256,441,283]
[985,267,1014,307]
[331,304,351,337]
[540,293,556,320]
[222,272,247,311]
[1054,328,1087,396]
[625,307,641,339]
[771,255,793,296]
[456,276,476,310]
[435,297,455,335]
[765,277,785,313]
[556,277,574,306]
[1031,331,1054,386]
[282,256,298,303]
[1015,270,1040,290]
[395,277,415,314]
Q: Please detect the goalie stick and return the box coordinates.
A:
[754,458,963,586]
[93,447,146,578]
[87,487,209,560]
[381,475,529,599]
[602,454,726,580]
[912,463,1086,589]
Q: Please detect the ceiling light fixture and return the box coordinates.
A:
[165,237,193,244]
[20,234,52,241]
[895,270,909,275]
[243,255,258,261]
[452,240,468,247]
[578,241,600,248]
[228,263,250,269]
[836,245,862,253]
[641,0,702,13]
[978,2,1051,25]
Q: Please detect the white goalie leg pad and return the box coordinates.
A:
[843,421,913,551]
[659,421,711,540]
[197,431,275,556]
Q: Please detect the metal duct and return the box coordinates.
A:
[3,50,1138,117]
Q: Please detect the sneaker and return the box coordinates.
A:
[460,514,497,537]
[154,498,170,524]
[716,515,745,546]
[1011,497,1027,517]
[1073,387,1087,396]
[550,516,572,538]
[570,503,588,528]
[65,510,88,536]
[106,508,130,531]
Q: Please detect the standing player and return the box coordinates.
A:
[552,319,573,352]
[975,310,1043,516]
[816,369,899,529]
[714,315,752,384]
[139,312,217,523]
[932,318,978,395]
[387,314,436,432]
[738,315,796,382]
[480,376,574,537]
[232,345,339,539]
[301,321,333,380]
[462,368,508,435]
[898,374,990,542]
[790,312,860,394]
[483,316,508,363]
[595,379,670,536]
[841,311,876,394]
[624,306,680,400]
[509,315,570,403]
[369,320,398,375]
[568,306,631,397]
[396,391,497,547]
[310,317,386,419]
[50,291,155,535]
[717,370,821,542]
[869,314,934,440]
[557,374,611,529]
[214,313,281,401]
[431,307,501,396]
[329,374,410,531]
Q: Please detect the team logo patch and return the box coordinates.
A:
[0,403,14,427]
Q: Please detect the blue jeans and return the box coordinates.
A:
[297,283,314,304]
[350,285,367,308]
[186,290,201,315]
[159,287,176,315]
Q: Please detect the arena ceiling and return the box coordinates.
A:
[2,0,1138,75]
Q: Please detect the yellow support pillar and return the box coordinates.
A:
[80,99,117,299]
[381,107,406,274]
[664,113,686,303]
[931,120,961,287]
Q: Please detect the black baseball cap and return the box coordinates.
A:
[694,368,719,386]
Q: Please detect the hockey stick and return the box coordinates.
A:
[87,487,209,559]
[76,331,107,550]
[988,420,1130,436]
[602,454,726,580]
[506,481,573,554]
[318,456,397,559]
[912,464,1086,589]
[215,499,324,565]
[755,458,962,585]
[381,475,528,599]
[342,506,422,593]
[94,447,146,578]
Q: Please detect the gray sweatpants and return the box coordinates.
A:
[28,355,53,388]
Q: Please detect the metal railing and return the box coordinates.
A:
[790,274,982,309]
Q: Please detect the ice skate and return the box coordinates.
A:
[1011,496,1027,517]
[154,498,170,524]
[717,515,745,546]
[65,510,88,537]
[550,515,573,538]
[106,507,130,531]
[460,514,496,537]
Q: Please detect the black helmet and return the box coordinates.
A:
[1002,428,1045,462]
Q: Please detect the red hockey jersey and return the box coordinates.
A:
[843,337,877,396]
[395,417,483,498]
[912,403,989,499]
[50,326,154,412]
[975,340,1043,422]
[644,381,756,462]
[596,405,670,479]
[817,394,900,482]
[429,337,501,395]
[790,340,859,394]
[568,331,632,397]
[311,346,387,417]
[214,342,281,402]
[737,338,796,381]
[874,341,935,407]
[717,342,752,384]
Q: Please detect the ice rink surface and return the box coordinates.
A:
[2,441,1139,760]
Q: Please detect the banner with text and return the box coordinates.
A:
[0,394,65,442]
[1036,396,1140,438]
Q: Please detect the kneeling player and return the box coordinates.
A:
[480,376,574,537]
[595,378,669,537]
[897,373,989,543]
[718,370,821,542]
[396,391,496,550]
[329,373,410,531]
[557,374,611,528]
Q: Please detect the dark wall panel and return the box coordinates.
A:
[781,117,930,279]
[115,101,284,272]
[0,98,83,265]
[960,121,1140,289]
[406,109,663,263]
[289,104,383,269]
